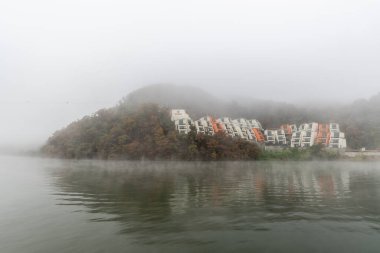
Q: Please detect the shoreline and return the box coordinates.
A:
[5,152,380,162]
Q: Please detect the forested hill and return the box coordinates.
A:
[336,93,380,149]
[42,84,380,156]
[41,104,261,160]
[120,84,380,149]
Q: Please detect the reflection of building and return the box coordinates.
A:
[170,110,347,149]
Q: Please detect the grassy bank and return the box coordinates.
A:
[259,145,341,161]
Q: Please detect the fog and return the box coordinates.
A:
[1,0,380,149]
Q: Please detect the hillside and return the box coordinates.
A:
[120,84,380,149]
[119,84,228,119]
[41,104,261,160]
[119,84,316,127]
[42,84,380,155]
[336,93,380,149]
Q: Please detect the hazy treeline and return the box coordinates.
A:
[42,84,380,159]
[42,104,261,160]
[122,84,380,149]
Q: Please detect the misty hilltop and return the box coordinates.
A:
[119,84,228,119]
[42,84,380,153]
[119,84,379,149]
[120,84,311,127]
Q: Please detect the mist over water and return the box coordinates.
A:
[1,155,380,253]
[2,1,380,251]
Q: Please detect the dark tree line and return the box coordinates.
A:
[41,104,261,160]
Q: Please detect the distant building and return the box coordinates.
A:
[170,109,265,144]
[230,118,265,143]
[217,117,243,138]
[316,123,330,146]
[170,109,347,149]
[328,123,347,149]
[264,129,287,146]
[280,124,298,143]
[290,122,346,149]
[194,116,217,135]
[171,109,193,134]
[171,109,191,121]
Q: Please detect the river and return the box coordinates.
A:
[1,155,380,252]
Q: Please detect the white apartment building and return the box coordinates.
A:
[171,109,193,134]
[265,129,287,145]
[194,117,215,135]
[170,110,347,149]
[328,124,346,148]
[291,123,346,149]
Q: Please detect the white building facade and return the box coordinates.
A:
[171,110,347,149]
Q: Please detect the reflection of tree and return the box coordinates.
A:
[54,162,176,223]
[51,161,380,243]
[180,163,254,207]
[348,170,380,215]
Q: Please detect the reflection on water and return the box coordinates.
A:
[51,161,380,249]
[2,157,380,253]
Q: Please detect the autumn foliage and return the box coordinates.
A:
[41,104,261,160]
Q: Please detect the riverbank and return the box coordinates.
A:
[344,150,380,160]
[260,147,380,161]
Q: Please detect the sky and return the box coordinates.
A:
[1,0,380,148]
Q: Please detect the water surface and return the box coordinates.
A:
[1,156,380,252]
